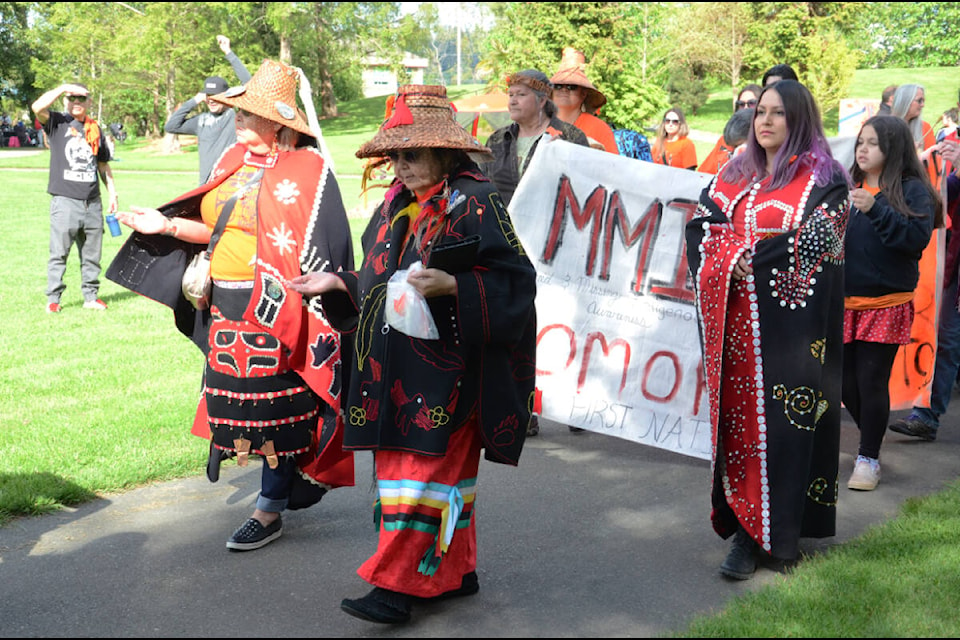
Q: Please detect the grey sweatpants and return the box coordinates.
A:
[47,195,103,303]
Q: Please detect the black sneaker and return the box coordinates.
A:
[341,587,412,624]
[226,516,282,551]
[889,417,937,441]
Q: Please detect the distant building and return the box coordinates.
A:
[361,52,429,98]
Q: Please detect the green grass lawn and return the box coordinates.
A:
[4,69,960,637]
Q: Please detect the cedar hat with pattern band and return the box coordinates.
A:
[550,47,607,113]
[211,59,313,137]
[356,84,493,161]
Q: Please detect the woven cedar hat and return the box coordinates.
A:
[356,84,492,161]
[550,47,607,113]
[211,59,312,137]
[505,69,554,98]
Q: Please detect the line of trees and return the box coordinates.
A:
[3,2,960,137]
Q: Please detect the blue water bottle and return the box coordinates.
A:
[106,213,121,237]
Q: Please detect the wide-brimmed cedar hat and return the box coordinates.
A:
[356,84,492,161]
[211,59,312,137]
[550,47,607,113]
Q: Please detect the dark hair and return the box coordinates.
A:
[722,80,848,191]
[737,84,763,103]
[851,115,943,226]
[762,64,799,86]
[882,85,898,103]
[723,107,753,147]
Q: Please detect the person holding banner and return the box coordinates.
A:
[685,80,851,580]
[843,116,941,491]
[482,69,588,206]
[290,84,538,624]
[890,84,940,189]
[890,135,960,442]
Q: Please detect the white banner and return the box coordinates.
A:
[510,140,714,459]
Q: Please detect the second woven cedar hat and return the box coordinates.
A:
[211,59,312,137]
[550,47,607,113]
[356,84,493,161]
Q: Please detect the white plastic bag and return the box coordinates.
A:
[385,261,440,339]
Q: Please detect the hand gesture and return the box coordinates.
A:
[288,272,346,296]
[217,35,231,55]
[850,187,875,214]
[116,207,168,235]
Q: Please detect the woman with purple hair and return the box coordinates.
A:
[685,80,852,580]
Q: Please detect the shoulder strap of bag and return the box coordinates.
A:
[204,167,264,257]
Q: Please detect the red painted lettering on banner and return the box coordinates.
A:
[579,331,631,394]
[544,176,696,302]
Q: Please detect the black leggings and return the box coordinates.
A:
[842,341,901,459]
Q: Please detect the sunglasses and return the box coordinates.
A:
[66,95,88,102]
[387,150,424,164]
[735,99,757,109]
[237,108,256,118]
[664,117,680,124]
[553,84,581,92]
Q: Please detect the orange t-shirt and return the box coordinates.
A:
[573,112,619,154]
[654,136,697,169]
[698,136,734,174]
[202,165,261,281]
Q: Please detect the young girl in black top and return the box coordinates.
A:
[843,115,942,490]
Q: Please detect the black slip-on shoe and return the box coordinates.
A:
[226,516,282,551]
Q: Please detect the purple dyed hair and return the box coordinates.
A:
[720,80,850,191]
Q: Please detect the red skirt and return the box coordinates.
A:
[358,418,481,598]
[843,302,914,345]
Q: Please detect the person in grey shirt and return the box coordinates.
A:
[164,35,251,184]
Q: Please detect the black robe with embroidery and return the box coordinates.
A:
[321,161,537,466]
[685,164,850,560]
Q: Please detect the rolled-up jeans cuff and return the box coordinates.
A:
[256,494,289,513]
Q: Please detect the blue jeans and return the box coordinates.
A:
[256,456,297,513]
[909,278,960,431]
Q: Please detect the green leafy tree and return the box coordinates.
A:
[479,2,669,130]
[0,1,40,118]
[741,2,859,116]
[853,2,960,68]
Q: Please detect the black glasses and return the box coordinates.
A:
[553,84,580,92]
[664,117,680,124]
[66,95,87,102]
[388,150,423,164]
[735,99,757,109]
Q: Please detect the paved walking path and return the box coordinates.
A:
[2,406,959,637]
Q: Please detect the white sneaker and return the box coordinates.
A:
[848,456,881,491]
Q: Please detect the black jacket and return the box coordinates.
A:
[844,177,936,297]
[480,117,588,205]
[321,162,537,466]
